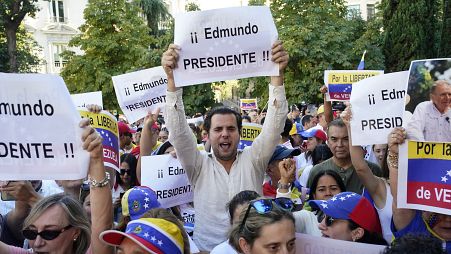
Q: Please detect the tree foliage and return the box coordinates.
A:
[0,0,39,72]
[139,0,171,36]
[382,0,440,72]
[239,0,383,107]
[61,0,151,110]
[0,25,42,72]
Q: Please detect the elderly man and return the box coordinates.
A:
[161,41,289,251]
[407,80,451,142]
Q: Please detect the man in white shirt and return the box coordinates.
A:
[407,80,451,142]
[161,41,289,251]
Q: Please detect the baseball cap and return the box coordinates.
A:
[122,186,161,220]
[100,218,184,254]
[118,121,136,135]
[269,145,301,164]
[289,123,304,136]
[317,105,324,115]
[309,192,382,234]
[300,128,327,142]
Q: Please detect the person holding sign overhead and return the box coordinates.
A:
[161,40,289,251]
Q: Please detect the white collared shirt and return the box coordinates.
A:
[407,101,451,142]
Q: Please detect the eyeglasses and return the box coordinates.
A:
[23,225,72,240]
[120,169,131,175]
[239,198,294,232]
[325,215,336,227]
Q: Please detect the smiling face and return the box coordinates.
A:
[208,113,240,163]
[240,218,296,254]
[430,83,451,114]
[28,205,79,254]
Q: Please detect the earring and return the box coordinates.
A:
[73,238,77,242]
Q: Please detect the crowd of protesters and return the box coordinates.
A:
[0,38,450,254]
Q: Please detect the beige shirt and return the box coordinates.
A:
[163,85,288,251]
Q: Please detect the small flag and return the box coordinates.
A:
[357,50,367,70]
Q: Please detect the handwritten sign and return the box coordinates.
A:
[350,71,408,145]
[0,73,89,180]
[79,109,119,172]
[324,70,383,101]
[398,140,451,215]
[295,233,386,254]
[174,6,278,86]
[71,91,103,108]
[238,122,262,149]
[141,155,193,208]
[112,67,167,124]
[240,98,258,110]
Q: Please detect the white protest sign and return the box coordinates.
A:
[141,154,193,208]
[174,6,278,87]
[295,233,386,254]
[71,91,103,108]
[350,71,408,145]
[186,116,204,125]
[0,73,89,180]
[112,67,167,124]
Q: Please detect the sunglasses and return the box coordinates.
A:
[325,215,336,227]
[120,169,131,175]
[23,225,72,241]
[239,198,294,232]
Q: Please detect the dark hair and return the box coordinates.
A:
[311,144,333,165]
[226,190,260,224]
[348,220,387,245]
[155,141,173,155]
[117,153,138,187]
[281,117,293,138]
[242,115,252,122]
[308,169,346,201]
[204,107,242,133]
[301,115,313,127]
[383,234,445,254]
[326,118,346,136]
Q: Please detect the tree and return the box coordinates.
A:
[0,24,43,72]
[0,0,39,72]
[382,0,439,72]
[437,0,450,57]
[139,0,171,36]
[61,0,151,110]
[239,0,377,106]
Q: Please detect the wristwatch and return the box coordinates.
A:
[277,181,292,190]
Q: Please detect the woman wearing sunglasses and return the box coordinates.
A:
[229,198,296,254]
[0,115,114,254]
[309,192,387,245]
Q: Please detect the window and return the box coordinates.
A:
[50,0,65,23]
[347,4,360,19]
[367,4,376,20]
[52,44,67,69]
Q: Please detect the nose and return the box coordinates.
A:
[318,217,327,231]
[32,235,45,247]
[325,187,332,197]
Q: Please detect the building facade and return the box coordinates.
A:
[24,0,88,74]
[345,0,380,20]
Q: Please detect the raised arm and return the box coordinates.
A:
[161,44,202,182]
[251,41,289,170]
[320,85,333,124]
[137,110,160,182]
[387,127,416,231]
[80,118,114,254]
[341,106,386,208]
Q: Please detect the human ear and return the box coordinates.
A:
[239,237,251,254]
[351,227,364,241]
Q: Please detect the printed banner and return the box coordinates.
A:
[79,109,119,172]
[112,67,167,124]
[141,155,193,208]
[240,98,258,110]
[296,233,386,254]
[350,71,408,145]
[398,140,451,215]
[238,122,262,149]
[186,116,204,125]
[71,91,103,108]
[174,6,278,87]
[0,73,89,180]
[180,203,195,234]
[324,70,383,101]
